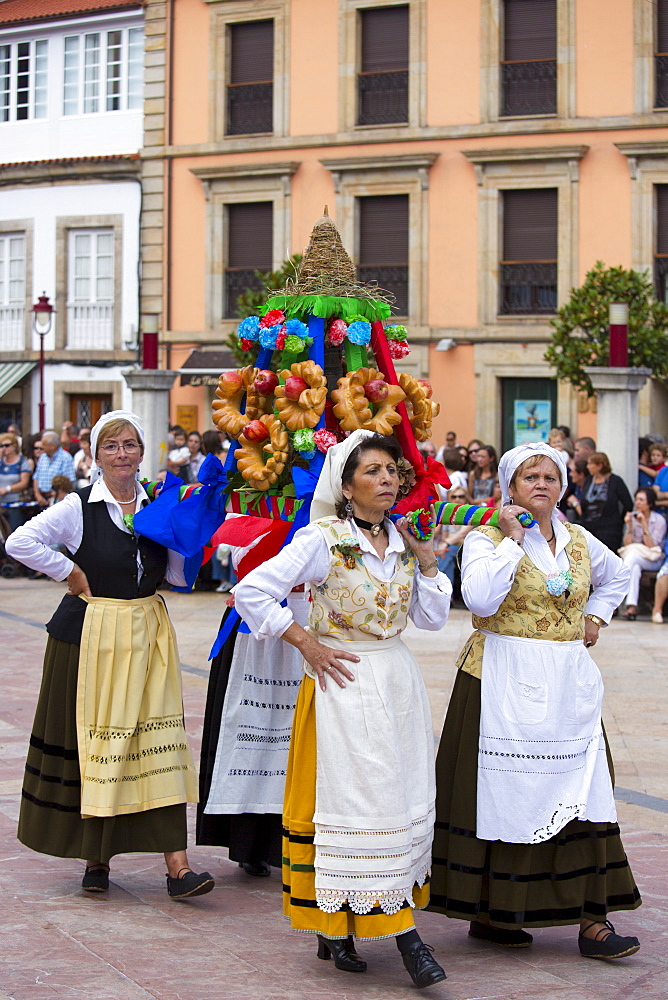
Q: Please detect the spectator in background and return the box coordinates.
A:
[434,485,472,589]
[638,442,667,484]
[580,451,633,553]
[0,433,32,530]
[60,423,80,457]
[440,448,469,494]
[73,430,93,489]
[638,437,655,489]
[574,436,596,462]
[547,427,575,458]
[652,456,668,517]
[167,426,191,483]
[619,487,667,620]
[202,429,224,462]
[50,475,74,505]
[436,431,459,463]
[33,431,76,507]
[562,457,588,522]
[188,431,205,482]
[468,444,498,502]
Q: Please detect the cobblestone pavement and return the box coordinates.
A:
[0,578,666,1000]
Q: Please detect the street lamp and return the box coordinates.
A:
[31,293,54,433]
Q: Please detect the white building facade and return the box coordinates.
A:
[0,0,144,433]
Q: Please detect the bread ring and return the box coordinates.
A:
[212,365,263,439]
[398,373,440,442]
[235,414,289,491]
[331,367,406,436]
[274,360,327,431]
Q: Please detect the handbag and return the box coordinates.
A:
[617,542,663,562]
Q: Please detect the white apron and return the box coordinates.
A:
[477,630,617,844]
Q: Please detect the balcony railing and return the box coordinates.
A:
[226,81,273,135]
[0,305,25,351]
[224,267,269,318]
[655,54,668,108]
[357,70,409,126]
[654,256,668,303]
[501,58,557,117]
[67,303,114,350]
[499,261,557,315]
[357,265,409,315]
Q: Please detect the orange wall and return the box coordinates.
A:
[169,158,207,332]
[427,0,480,126]
[578,141,632,277]
[576,0,633,117]
[429,343,477,447]
[289,0,339,136]
[171,0,210,145]
[429,148,479,326]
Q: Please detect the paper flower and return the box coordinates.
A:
[284,334,304,353]
[546,570,574,597]
[285,318,308,338]
[314,429,338,453]
[259,324,285,349]
[293,428,316,453]
[347,320,371,345]
[237,316,261,340]
[240,337,254,352]
[405,509,435,541]
[385,325,408,341]
[260,308,286,328]
[388,339,410,359]
[327,319,348,346]
[276,328,286,350]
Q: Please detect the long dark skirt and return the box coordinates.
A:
[195,610,282,867]
[18,636,187,863]
[428,669,641,929]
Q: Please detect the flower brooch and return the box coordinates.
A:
[546,570,574,597]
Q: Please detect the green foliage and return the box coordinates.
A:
[544,261,668,396]
[223,254,303,365]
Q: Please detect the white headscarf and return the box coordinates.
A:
[89,409,145,484]
[310,429,374,522]
[498,442,569,506]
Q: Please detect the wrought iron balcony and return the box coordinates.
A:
[501,59,557,117]
[499,261,557,315]
[0,305,25,351]
[654,256,668,303]
[357,70,409,126]
[655,54,668,108]
[226,81,273,135]
[357,265,409,315]
[224,268,268,318]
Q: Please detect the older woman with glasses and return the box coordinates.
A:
[6,410,213,899]
[0,433,32,530]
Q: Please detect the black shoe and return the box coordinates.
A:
[469,920,533,948]
[166,868,215,899]
[82,864,109,892]
[317,935,367,973]
[402,942,447,988]
[578,920,640,960]
[238,860,271,877]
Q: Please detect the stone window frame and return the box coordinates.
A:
[0,218,33,354]
[52,379,123,430]
[55,214,123,351]
[616,141,668,283]
[338,0,427,135]
[206,0,289,142]
[463,145,586,328]
[320,152,438,329]
[190,161,298,337]
[480,0,576,124]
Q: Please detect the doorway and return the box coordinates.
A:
[501,378,558,453]
[69,395,113,429]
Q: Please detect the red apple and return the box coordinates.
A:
[219,370,244,395]
[243,419,269,443]
[254,369,279,394]
[364,379,389,402]
[283,376,308,400]
[417,379,433,398]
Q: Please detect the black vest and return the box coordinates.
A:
[46,486,169,645]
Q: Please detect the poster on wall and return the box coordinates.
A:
[513,400,551,447]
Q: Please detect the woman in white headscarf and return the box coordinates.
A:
[428,443,642,960]
[235,430,452,988]
[6,411,214,899]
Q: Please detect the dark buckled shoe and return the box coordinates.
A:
[317,935,367,973]
[578,920,640,960]
[402,942,447,988]
[469,920,533,948]
[82,864,109,892]
[166,868,215,899]
[238,860,271,877]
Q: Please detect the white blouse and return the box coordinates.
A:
[235,518,452,639]
[5,478,186,587]
[461,519,630,624]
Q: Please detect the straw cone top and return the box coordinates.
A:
[293,209,357,292]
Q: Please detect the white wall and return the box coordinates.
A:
[27,362,134,430]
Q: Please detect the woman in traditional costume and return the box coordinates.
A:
[429,442,642,959]
[235,430,451,988]
[6,411,214,899]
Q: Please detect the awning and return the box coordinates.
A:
[178,349,237,387]
[0,361,36,397]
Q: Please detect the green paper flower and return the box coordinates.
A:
[293,428,316,452]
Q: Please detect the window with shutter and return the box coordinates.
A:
[226,20,274,135]
[224,203,273,317]
[501,0,556,117]
[655,186,668,302]
[656,1,668,108]
[500,189,558,315]
[357,195,409,314]
[357,6,409,126]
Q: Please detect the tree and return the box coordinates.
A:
[223,254,303,365]
[544,261,668,396]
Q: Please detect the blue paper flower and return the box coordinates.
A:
[259,324,282,349]
[347,320,371,345]
[546,570,574,597]
[285,318,308,338]
[237,315,261,341]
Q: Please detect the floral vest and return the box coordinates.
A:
[457,521,591,679]
[309,517,416,641]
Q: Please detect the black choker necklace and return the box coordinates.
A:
[352,515,384,537]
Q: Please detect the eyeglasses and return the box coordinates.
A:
[99,441,140,456]
[0,442,9,447]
